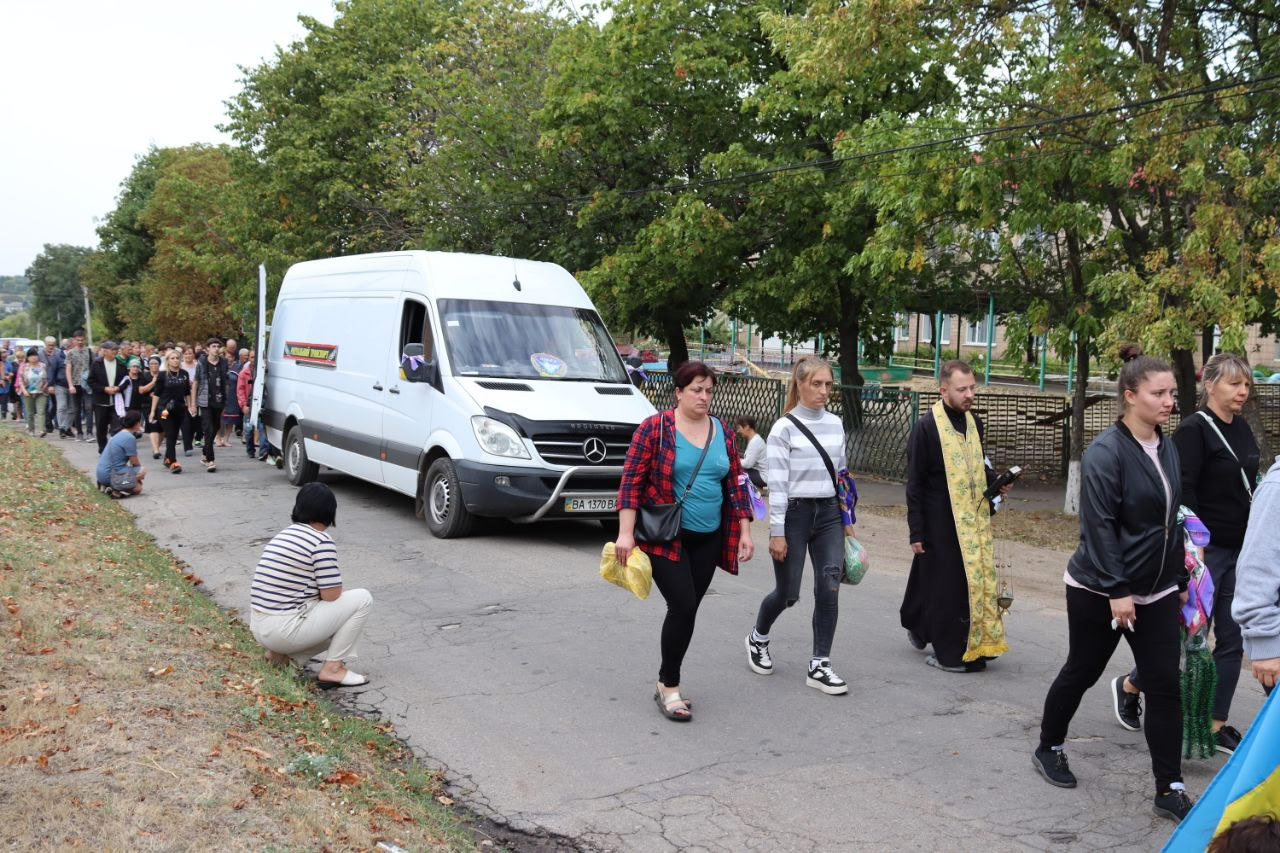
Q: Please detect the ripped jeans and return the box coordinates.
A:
[755,496,844,658]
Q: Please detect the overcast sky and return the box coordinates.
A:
[0,1,339,276]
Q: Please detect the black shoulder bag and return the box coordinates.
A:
[784,413,839,494]
[635,418,714,543]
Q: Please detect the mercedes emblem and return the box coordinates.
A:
[582,437,608,464]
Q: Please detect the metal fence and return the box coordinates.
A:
[638,375,1280,482]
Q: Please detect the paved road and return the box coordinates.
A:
[49,431,1263,851]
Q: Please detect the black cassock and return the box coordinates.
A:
[899,404,995,668]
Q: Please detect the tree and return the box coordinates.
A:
[538,0,780,369]
[223,0,575,311]
[25,244,92,338]
[88,147,175,337]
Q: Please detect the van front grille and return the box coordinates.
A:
[533,435,630,466]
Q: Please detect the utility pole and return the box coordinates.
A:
[81,284,93,346]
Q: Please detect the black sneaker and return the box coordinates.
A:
[906,629,927,651]
[806,660,848,695]
[1110,675,1142,732]
[1153,785,1194,823]
[1033,747,1077,788]
[1216,725,1243,755]
[745,636,773,675]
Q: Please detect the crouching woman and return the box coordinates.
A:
[250,483,374,689]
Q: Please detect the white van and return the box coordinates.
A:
[261,251,654,537]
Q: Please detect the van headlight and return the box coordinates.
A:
[471,416,530,459]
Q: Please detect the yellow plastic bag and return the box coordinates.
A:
[600,542,653,600]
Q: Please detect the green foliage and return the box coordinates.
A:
[0,311,35,338]
[0,276,29,298]
[25,244,92,336]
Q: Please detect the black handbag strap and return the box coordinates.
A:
[785,413,839,493]
[665,414,714,507]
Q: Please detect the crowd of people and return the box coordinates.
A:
[0,332,270,495]
[614,350,1278,835]
[11,330,1278,838]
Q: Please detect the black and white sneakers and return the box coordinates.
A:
[806,660,848,695]
[745,636,773,675]
[1110,675,1143,732]
[1153,784,1194,823]
[1033,746,1077,788]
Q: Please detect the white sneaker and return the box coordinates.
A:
[745,636,773,675]
[806,661,848,695]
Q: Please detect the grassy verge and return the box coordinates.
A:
[859,503,1080,553]
[0,429,475,850]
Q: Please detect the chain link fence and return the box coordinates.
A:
[637,375,1280,481]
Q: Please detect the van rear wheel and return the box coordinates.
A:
[424,458,474,538]
[284,426,319,485]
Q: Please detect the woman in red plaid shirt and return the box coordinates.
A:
[616,361,755,721]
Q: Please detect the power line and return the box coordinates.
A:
[421,73,1280,212]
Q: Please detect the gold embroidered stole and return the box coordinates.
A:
[932,400,1008,661]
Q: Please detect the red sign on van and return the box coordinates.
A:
[283,341,338,367]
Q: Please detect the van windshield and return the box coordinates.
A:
[437,299,629,383]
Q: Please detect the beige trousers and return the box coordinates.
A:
[250,588,373,663]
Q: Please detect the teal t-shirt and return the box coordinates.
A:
[673,419,730,534]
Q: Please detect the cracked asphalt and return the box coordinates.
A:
[50,434,1264,852]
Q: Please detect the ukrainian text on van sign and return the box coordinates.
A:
[564,496,617,513]
[283,341,339,367]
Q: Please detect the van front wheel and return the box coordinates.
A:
[424,458,474,538]
[284,426,319,486]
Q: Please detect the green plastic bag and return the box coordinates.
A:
[842,536,868,585]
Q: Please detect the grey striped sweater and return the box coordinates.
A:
[767,405,845,535]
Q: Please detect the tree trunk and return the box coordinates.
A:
[1171,347,1197,416]
[1026,334,1035,365]
[663,316,690,375]
[1064,332,1090,515]
[837,287,864,429]
[1202,325,1215,365]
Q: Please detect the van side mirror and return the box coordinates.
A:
[400,344,438,385]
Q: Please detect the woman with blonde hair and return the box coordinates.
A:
[746,357,853,694]
[1111,352,1258,754]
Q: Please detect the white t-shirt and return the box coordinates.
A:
[741,434,766,472]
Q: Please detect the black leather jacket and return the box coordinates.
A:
[1067,421,1187,599]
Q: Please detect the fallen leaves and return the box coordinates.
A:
[436,795,454,806]
[370,804,414,824]
[324,769,362,787]
[3,595,17,614]
[146,665,174,679]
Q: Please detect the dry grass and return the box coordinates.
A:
[859,503,1080,553]
[0,429,473,851]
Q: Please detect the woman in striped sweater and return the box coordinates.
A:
[746,357,851,694]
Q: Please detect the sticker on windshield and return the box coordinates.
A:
[530,352,568,378]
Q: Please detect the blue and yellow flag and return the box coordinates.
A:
[1164,689,1280,851]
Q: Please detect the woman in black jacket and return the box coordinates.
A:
[1034,345,1194,823]
[149,349,194,474]
[1112,352,1258,753]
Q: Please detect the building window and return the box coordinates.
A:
[965,317,990,346]
[894,313,909,341]
[921,315,951,345]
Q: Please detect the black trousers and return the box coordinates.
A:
[201,406,222,461]
[179,409,195,453]
[650,529,722,687]
[94,405,115,452]
[1040,586,1183,792]
[1129,544,1243,722]
[163,412,184,463]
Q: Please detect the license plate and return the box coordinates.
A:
[564,496,617,513]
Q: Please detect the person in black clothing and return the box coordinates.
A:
[1111,352,1258,753]
[88,341,123,453]
[1034,344,1194,823]
[143,355,165,459]
[149,349,194,474]
[900,360,1005,673]
[193,338,228,472]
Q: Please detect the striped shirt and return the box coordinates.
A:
[250,523,341,613]
[767,405,846,536]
